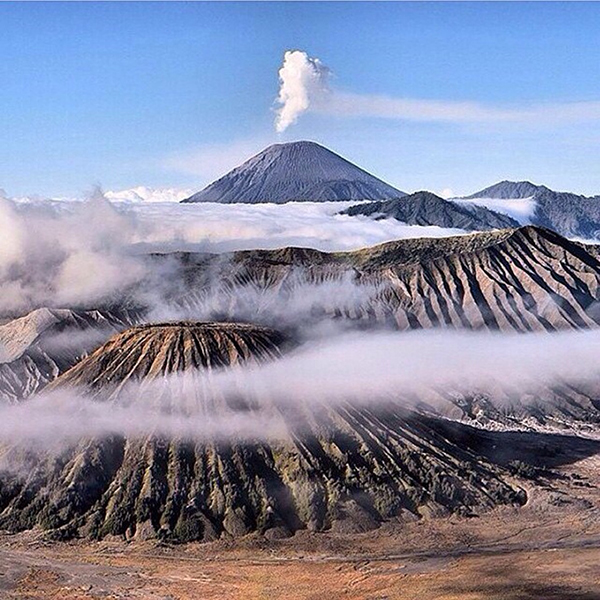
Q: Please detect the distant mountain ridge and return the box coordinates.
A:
[463,180,600,239]
[463,180,549,200]
[342,191,519,232]
[183,141,404,204]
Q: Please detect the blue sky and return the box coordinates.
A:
[2,2,600,197]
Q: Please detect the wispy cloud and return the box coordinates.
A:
[274,50,600,130]
[162,138,269,180]
[328,92,600,126]
[2,328,600,444]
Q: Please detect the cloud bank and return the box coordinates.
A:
[0,190,147,314]
[0,193,464,316]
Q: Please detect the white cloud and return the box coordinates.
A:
[2,328,600,443]
[327,92,600,127]
[0,194,465,315]
[438,188,455,199]
[105,186,193,203]
[128,200,465,254]
[453,196,537,225]
[0,190,146,313]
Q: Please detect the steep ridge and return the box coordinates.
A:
[464,181,600,239]
[182,141,404,204]
[162,226,600,333]
[0,322,524,542]
[342,191,520,231]
[0,307,139,403]
[142,228,600,428]
[463,180,548,200]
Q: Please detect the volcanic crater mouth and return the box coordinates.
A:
[131,320,280,332]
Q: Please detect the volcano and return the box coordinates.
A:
[48,321,288,394]
[182,141,404,204]
[0,321,523,542]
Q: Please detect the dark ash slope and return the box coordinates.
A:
[0,321,524,542]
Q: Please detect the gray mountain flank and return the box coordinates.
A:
[463,180,549,200]
[182,141,404,204]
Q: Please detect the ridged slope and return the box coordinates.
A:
[0,322,524,542]
[171,226,600,333]
[48,322,287,393]
[183,141,404,204]
[161,227,600,427]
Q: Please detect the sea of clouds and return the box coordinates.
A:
[0,190,464,315]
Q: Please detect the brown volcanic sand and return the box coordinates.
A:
[2,454,600,600]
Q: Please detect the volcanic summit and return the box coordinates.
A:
[182,141,404,204]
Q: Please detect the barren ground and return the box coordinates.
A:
[2,454,600,600]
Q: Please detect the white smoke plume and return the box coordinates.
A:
[275,50,330,133]
[274,49,600,130]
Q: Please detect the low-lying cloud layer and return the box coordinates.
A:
[128,199,463,253]
[0,190,147,314]
[1,328,599,445]
[0,193,463,315]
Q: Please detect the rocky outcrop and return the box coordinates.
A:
[0,308,138,403]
